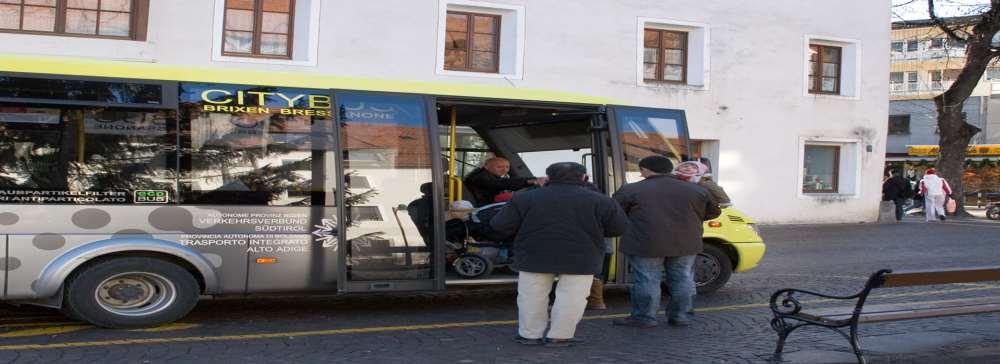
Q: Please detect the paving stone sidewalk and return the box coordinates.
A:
[3,220,1000,363]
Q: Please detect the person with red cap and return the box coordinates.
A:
[918,168,951,222]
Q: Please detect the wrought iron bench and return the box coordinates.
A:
[769,267,1000,364]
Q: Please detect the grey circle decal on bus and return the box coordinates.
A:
[0,257,21,270]
[0,212,18,225]
[72,208,112,229]
[149,206,198,232]
[202,253,224,268]
[33,233,67,251]
[112,229,154,239]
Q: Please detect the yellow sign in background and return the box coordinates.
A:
[907,144,1000,157]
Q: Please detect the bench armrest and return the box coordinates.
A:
[769,288,861,316]
[770,269,892,322]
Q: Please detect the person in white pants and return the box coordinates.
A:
[490,162,628,347]
[516,273,594,341]
[918,168,951,222]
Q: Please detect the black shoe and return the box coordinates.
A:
[513,335,544,345]
[544,338,585,348]
[667,318,691,327]
[939,215,946,221]
[612,317,658,328]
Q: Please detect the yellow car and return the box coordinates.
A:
[695,207,766,293]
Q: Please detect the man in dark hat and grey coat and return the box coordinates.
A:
[612,156,721,328]
[491,162,628,347]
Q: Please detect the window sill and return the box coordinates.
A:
[211,54,317,67]
[638,80,708,91]
[436,69,522,80]
[806,92,860,101]
[0,29,138,41]
[799,192,860,199]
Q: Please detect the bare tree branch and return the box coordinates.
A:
[929,0,970,41]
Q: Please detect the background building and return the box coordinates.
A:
[887,17,1000,193]
[0,0,890,223]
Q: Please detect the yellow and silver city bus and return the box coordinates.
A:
[0,56,764,328]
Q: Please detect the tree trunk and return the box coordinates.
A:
[933,105,978,216]
[927,0,1000,216]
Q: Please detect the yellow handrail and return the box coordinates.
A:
[449,176,463,202]
[448,107,459,203]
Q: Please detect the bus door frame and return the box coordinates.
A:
[605,105,693,285]
[331,89,446,293]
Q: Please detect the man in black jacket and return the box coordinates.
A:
[491,162,628,347]
[464,157,546,206]
[612,156,721,328]
[881,169,913,221]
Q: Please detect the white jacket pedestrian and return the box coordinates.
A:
[918,169,951,222]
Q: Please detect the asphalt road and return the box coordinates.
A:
[2,216,1000,363]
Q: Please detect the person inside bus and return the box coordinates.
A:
[490,162,628,347]
[407,182,435,246]
[464,157,546,206]
[467,191,514,242]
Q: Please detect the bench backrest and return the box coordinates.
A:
[880,267,1000,288]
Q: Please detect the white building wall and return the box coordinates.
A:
[0,0,890,224]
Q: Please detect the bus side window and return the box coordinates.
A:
[0,108,177,205]
[176,102,336,207]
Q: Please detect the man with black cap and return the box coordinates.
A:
[612,156,721,328]
[491,162,628,347]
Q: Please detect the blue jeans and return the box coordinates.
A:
[628,254,697,323]
[664,255,697,322]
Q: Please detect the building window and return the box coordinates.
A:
[222,0,294,58]
[988,67,1000,80]
[930,37,945,49]
[891,41,904,52]
[906,71,918,91]
[930,70,943,90]
[436,1,524,79]
[803,145,840,193]
[890,72,904,92]
[906,40,918,51]
[643,29,688,83]
[808,44,841,94]
[0,0,148,39]
[889,115,911,135]
[638,18,708,88]
[443,11,500,73]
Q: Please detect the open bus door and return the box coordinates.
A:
[333,91,445,293]
[605,105,691,284]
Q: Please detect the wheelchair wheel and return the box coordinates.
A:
[453,254,493,278]
[987,205,1000,220]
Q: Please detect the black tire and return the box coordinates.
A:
[988,206,1000,220]
[453,254,493,279]
[62,257,200,329]
[694,244,734,294]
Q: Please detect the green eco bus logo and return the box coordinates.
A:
[134,190,169,204]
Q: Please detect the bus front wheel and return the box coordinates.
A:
[63,257,200,329]
[660,244,734,295]
[694,244,733,294]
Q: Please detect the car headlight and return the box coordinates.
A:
[748,223,762,237]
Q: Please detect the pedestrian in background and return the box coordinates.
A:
[882,169,913,221]
[918,168,951,222]
[612,156,721,328]
[490,162,628,347]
